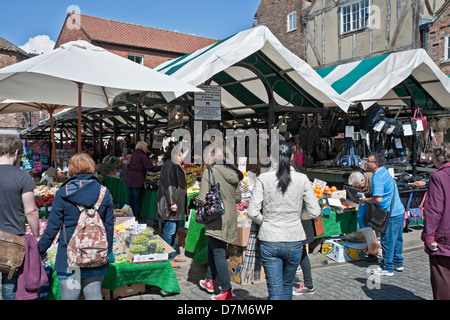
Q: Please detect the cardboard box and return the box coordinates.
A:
[112,283,146,299]
[177,229,187,248]
[232,227,251,247]
[227,244,245,264]
[228,260,265,285]
[321,236,367,263]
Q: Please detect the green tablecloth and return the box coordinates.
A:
[184,209,357,266]
[104,177,157,218]
[185,209,209,265]
[47,261,180,300]
[319,210,357,238]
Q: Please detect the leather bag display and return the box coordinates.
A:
[313,216,325,237]
[0,230,25,279]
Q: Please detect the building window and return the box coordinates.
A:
[341,0,370,34]
[128,54,143,65]
[445,35,450,62]
[287,11,297,32]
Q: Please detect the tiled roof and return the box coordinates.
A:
[0,37,28,56]
[73,13,219,54]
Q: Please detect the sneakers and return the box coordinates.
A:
[371,267,394,276]
[293,285,315,295]
[211,290,233,300]
[199,279,214,293]
[394,266,404,272]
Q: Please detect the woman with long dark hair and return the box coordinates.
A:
[247,140,320,300]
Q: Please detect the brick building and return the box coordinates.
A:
[254,0,449,76]
[0,37,46,135]
[426,0,450,75]
[55,13,218,68]
[254,0,306,60]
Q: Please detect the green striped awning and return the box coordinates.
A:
[155,26,350,114]
[316,49,450,110]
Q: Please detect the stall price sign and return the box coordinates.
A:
[194,85,221,121]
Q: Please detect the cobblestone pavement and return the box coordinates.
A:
[123,225,434,301]
[0,225,433,301]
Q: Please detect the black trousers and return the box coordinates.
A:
[206,236,232,292]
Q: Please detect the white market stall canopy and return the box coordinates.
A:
[0,40,202,108]
[316,49,450,110]
[155,26,351,115]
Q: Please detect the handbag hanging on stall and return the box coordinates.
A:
[411,108,427,132]
[337,137,361,167]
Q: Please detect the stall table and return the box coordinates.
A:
[184,208,358,265]
[104,176,157,218]
[46,260,180,300]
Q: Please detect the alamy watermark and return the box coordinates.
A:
[169,121,280,166]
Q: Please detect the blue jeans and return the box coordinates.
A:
[162,220,178,260]
[128,187,143,222]
[260,241,303,300]
[1,273,17,300]
[380,214,404,272]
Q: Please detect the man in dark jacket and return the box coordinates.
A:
[125,141,160,223]
[156,141,189,268]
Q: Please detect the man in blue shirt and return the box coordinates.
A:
[361,153,405,276]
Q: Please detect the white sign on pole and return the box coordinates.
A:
[194,85,221,121]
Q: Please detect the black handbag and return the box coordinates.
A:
[364,188,396,233]
[362,106,386,131]
[195,169,225,224]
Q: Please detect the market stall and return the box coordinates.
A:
[31,203,182,300]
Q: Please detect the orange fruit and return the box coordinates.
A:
[331,186,337,192]
[324,186,331,193]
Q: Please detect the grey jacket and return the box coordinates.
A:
[247,166,321,242]
[198,165,242,244]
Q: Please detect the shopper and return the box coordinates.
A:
[247,140,321,300]
[348,170,380,262]
[126,141,161,223]
[360,153,405,276]
[198,145,243,300]
[421,143,450,300]
[290,164,315,295]
[348,170,372,195]
[38,153,114,300]
[0,136,40,300]
[156,141,189,268]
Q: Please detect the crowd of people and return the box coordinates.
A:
[1,134,450,301]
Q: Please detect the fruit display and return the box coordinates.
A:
[312,183,337,200]
[187,184,200,195]
[236,199,249,211]
[34,185,58,197]
[121,227,165,256]
[35,194,55,207]
[186,175,196,188]
[183,164,202,175]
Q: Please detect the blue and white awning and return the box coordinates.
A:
[316,49,450,110]
[155,26,351,113]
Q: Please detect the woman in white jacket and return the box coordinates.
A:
[247,140,320,300]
